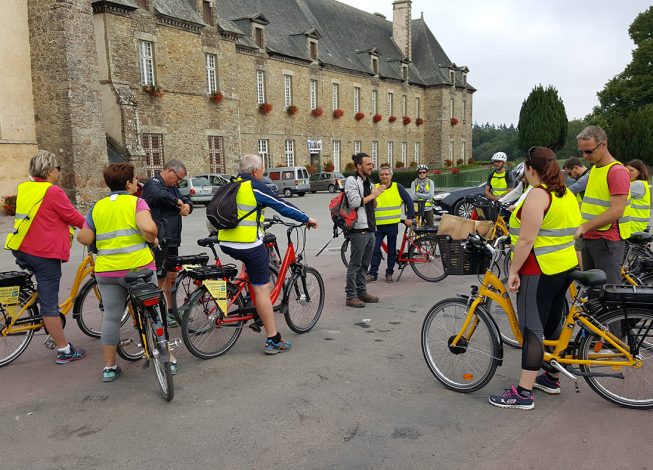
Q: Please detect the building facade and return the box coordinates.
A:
[9,0,474,200]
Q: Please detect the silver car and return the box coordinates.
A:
[195,173,231,193]
[178,177,213,205]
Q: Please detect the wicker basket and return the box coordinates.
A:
[437,235,491,275]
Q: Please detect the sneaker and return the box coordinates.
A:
[56,343,87,364]
[385,274,394,283]
[103,365,122,382]
[488,386,534,410]
[166,312,179,328]
[346,298,366,308]
[359,293,379,303]
[264,337,292,355]
[366,274,377,282]
[533,373,560,394]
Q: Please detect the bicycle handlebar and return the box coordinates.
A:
[263,215,307,229]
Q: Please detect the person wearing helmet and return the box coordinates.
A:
[499,162,529,207]
[410,164,435,226]
[485,152,514,201]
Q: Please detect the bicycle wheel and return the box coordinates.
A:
[577,308,653,409]
[421,297,500,392]
[408,236,447,282]
[117,304,144,361]
[181,284,246,359]
[171,271,194,324]
[0,292,38,367]
[284,267,324,333]
[484,291,520,349]
[341,238,350,268]
[144,306,174,401]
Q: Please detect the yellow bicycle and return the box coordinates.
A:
[422,234,653,409]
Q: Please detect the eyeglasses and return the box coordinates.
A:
[577,141,603,156]
[170,168,184,183]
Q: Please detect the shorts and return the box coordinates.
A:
[219,243,270,286]
[154,245,179,279]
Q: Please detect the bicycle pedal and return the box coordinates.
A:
[168,338,183,349]
[43,337,56,350]
[249,323,262,333]
[142,359,150,370]
[574,382,581,394]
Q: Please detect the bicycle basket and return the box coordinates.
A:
[186,264,238,281]
[474,203,499,222]
[128,282,162,307]
[0,271,30,288]
[436,235,491,275]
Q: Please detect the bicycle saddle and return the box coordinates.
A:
[263,233,277,244]
[0,271,30,287]
[627,232,652,245]
[197,235,218,247]
[568,269,607,287]
[125,270,154,284]
[414,226,438,234]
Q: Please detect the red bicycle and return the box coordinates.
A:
[340,222,445,282]
[179,216,324,359]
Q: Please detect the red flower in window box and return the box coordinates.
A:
[432,169,441,175]
[403,116,412,125]
[209,91,223,103]
[416,117,424,126]
[373,113,383,123]
[354,112,365,121]
[450,167,461,175]
[388,115,397,123]
[333,108,344,119]
[286,105,298,115]
[143,85,164,98]
[450,117,459,125]
[311,107,324,117]
[259,102,273,114]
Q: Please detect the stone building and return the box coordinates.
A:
[3,0,474,200]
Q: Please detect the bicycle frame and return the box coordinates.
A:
[374,224,436,265]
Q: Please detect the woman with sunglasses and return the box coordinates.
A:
[410,164,435,226]
[489,147,580,410]
[625,159,650,233]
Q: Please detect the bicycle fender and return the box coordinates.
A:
[455,294,504,366]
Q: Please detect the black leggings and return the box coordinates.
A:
[516,271,571,371]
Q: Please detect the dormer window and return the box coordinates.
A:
[450,70,455,84]
[401,64,408,81]
[254,27,264,49]
[309,40,318,61]
[136,0,147,8]
[371,57,379,75]
[202,1,213,26]
[462,72,467,85]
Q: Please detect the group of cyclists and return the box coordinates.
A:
[4,124,650,409]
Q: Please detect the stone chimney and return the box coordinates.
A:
[392,0,412,61]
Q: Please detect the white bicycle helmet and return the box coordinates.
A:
[416,164,429,172]
[491,152,508,162]
[512,162,525,180]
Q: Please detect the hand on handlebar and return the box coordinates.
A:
[307,217,318,229]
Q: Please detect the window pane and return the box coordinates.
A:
[206,53,217,94]
[372,90,377,115]
[139,40,154,86]
[256,70,266,104]
[284,74,292,108]
[388,93,393,115]
[354,87,360,114]
[310,79,317,109]
[142,133,164,177]
[332,83,339,110]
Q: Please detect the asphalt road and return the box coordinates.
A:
[0,193,650,470]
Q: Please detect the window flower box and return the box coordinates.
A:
[388,115,397,123]
[209,91,223,103]
[354,112,365,121]
[333,108,344,119]
[373,113,383,123]
[259,102,273,114]
[311,107,324,117]
[416,117,424,126]
[286,105,298,115]
[403,116,412,125]
[143,85,164,97]
[450,117,459,125]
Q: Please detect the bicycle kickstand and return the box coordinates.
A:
[395,264,407,282]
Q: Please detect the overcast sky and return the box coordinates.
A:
[337,0,650,126]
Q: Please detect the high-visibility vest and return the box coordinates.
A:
[580,161,632,239]
[413,178,433,211]
[374,182,402,225]
[4,181,52,251]
[92,194,154,272]
[509,186,580,275]
[217,178,263,243]
[490,170,509,197]
[629,180,651,233]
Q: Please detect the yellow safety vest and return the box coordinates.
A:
[217,179,263,243]
[413,178,433,211]
[509,186,580,275]
[5,181,52,251]
[490,170,509,197]
[374,182,402,225]
[580,161,632,239]
[629,180,651,233]
[92,194,154,272]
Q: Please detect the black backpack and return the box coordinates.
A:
[206,180,257,231]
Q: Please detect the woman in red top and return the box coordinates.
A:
[9,150,87,364]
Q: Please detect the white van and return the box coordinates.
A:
[264,166,311,197]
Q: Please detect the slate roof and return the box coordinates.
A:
[152,0,205,26]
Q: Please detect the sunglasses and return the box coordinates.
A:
[526,146,555,166]
[576,141,603,156]
[417,171,427,174]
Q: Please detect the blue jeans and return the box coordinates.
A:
[369,224,399,277]
[13,251,62,316]
[345,231,375,299]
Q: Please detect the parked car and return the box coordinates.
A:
[178,176,213,205]
[262,176,279,195]
[264,166,310,197]
[309,171,345,193]
[433,183,487,218]
[195,173,230,193]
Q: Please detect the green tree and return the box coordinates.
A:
[517,85,568,151]
[593,6,653,121]
[558,119,590,158]
[608,104,653,164]
[472,123,519,160]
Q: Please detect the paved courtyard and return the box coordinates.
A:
[0,193,650,469]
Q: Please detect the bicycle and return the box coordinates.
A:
[113,269,174,401]
[0,249,100,366]
[421,233,653,409]
[179,216,325,359]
